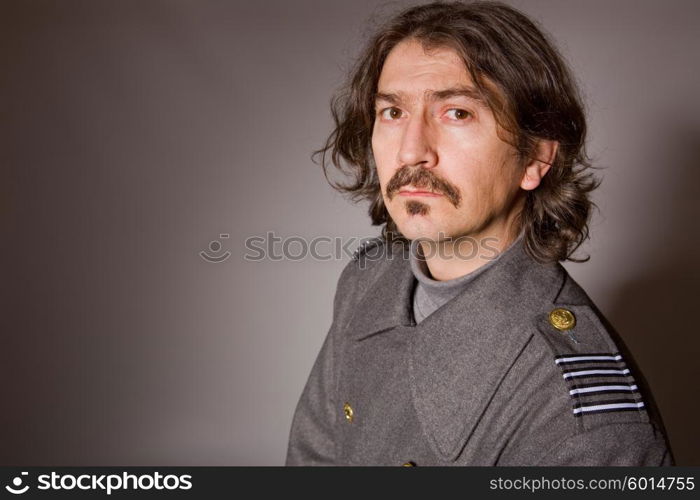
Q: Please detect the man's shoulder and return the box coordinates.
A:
[526,267,669,444]
[342,236,407,280]
[495,265,672,464]
[350,235,409,267]
[532,268,620,362]
[351,236,387,263]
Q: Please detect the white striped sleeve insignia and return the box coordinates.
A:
[554,352,646,417]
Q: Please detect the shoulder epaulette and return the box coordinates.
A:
[537,304,650,428]
[352,236,385,261]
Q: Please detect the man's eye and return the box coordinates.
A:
[379,107,403,120]
[445,108,471,120]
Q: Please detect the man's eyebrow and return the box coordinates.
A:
[429,86,485,103]
[374,86,485,106]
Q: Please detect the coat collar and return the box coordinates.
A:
[346,237,566,461]
[347,241,418,340]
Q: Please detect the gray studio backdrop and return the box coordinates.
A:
[2,0,698,465]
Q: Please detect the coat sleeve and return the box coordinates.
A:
[285,263,358,465]
[533,422,674,466]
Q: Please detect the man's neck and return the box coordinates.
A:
[418,228,520,281]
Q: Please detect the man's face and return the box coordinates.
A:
[371,38,529,244]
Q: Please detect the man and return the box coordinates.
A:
[286,1,673,466]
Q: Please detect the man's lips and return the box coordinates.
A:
[398,189,443,197]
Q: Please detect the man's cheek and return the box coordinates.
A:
[376,168,393,194]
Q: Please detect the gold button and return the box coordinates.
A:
[402,461,417,467]
[549,308,576,331]
[343,402,354,423]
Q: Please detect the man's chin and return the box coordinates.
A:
[393,220,447,243]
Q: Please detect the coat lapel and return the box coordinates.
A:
[345,242,417,340]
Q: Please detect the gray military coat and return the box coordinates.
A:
[286,237,673,466]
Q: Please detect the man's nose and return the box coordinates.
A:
[397,113,437,169]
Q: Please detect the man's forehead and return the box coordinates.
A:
[375,41,489,106]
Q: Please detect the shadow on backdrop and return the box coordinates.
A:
[606,122,700,465]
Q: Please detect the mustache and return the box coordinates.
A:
[385,166,462,207]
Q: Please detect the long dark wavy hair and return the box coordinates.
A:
[314,0,600,262]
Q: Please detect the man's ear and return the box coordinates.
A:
[520,139,559,191]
